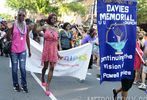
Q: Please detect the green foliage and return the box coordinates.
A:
[58,2,86,16]
[6,0,58,14]
[0,13,13,20]
[66,2,86,16]
[6,0,86,16]
[137,0,147,24]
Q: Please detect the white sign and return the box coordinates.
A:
[26,39,92,80]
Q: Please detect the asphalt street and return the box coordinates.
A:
[0,55,147,100]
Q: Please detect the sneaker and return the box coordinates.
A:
[133,81,140,85]
[145,90,147,94]
[22,86,28,93]
[138,83,146,90]
[13,84,20,92]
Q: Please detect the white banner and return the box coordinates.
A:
[26,39,92,80]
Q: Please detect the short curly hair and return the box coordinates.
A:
[46,13,57,25]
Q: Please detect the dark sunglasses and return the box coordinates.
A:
[18,14,25,17]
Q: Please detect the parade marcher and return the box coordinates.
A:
[59,22,73,50]
[9,8,31,93]
[71,25,80,47]
[133,32,144,84]
[36,13,62,96]
[138,47,147,89]
[81,28,98,69]
[112,31,143,100]
[112,71,135,100]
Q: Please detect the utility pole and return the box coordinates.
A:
[90,0,96,29]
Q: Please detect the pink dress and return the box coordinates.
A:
[134,41,143,70]
[41,28,58,64]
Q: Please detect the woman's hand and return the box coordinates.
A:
[58,54,63,60]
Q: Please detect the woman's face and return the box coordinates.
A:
[66,24,71,30]
[137,32,144,40]
[50,15,57,24]
[18,11,26,22]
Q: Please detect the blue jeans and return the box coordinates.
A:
[10,51,27,87]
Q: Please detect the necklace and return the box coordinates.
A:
[16,20,26,35]
[15,20,26,40]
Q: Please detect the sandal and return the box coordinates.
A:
[42,82,47,86]
[45,90,50,96]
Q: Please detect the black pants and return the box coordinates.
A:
[121,70,135,91]
[88,55,93,69]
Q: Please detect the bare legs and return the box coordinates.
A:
[134,70,141,83]
[141,72,146,84]
[121,91,128,100]
[41,61,55,96]
[41,61,48,83]
[46,62,55,91]
[113,88,128,100]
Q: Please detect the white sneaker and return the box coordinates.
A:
[138,83,146,89]
[133,81,137,85]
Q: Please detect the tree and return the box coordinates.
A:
[6,0,86,16]
[58,2,86,16]
[6,0,58,14]
[0,13,13,21]
[137,0,147,24]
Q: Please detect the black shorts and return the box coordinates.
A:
[121,71,135,91]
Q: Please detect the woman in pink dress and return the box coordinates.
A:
[134,40,143,84]
[37,14,62,96]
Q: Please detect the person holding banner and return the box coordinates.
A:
[81,28,98,69]
[36,14,62,96]
[113,71,135,100]
[113,33,143,100]
[59,22,73,50]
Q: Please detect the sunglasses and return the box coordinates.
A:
[18,14,25,17]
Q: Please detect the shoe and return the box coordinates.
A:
[45,90,50,96]
[113,89,117,100]
[22,86,28,93]
[42,82,47,86]
[145,90,147,94]
[133,81,138,85]
[138,83,146,90]
[13,84,20,92]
